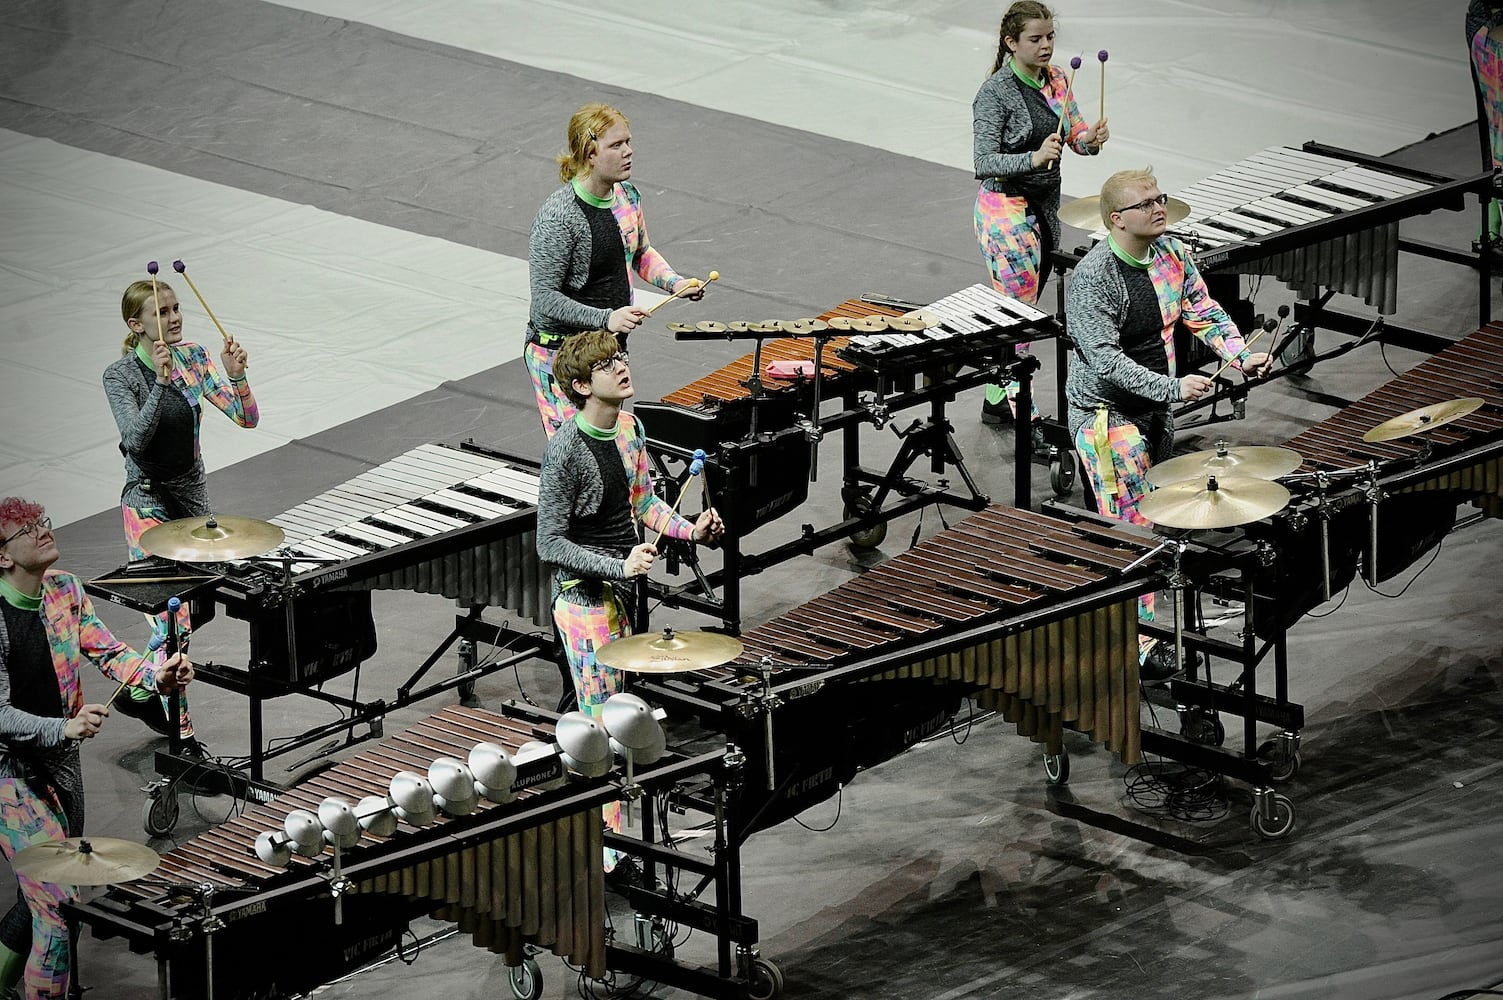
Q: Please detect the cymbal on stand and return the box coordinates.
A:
[1138,474,1291,530]
[139,515,285,562]
[595,627,744,674]
[1147,444,1303,486]
[12,837,159,886]
[1058,194,1191,230]
[1360,397,1484,443]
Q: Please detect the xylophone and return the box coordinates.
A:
[70,705,615,997]
[635,504,1160,831]
[833,283,1057,374]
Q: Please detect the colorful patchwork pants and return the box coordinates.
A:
[974,185,1043,420]
[525,341,576,439]
[122,503,195,738]
[1074,410,1175,643]
[552,589,628,862]
[0,779,75,999]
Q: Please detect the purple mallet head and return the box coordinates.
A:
[1098,49,1109,62]
[172,259,186,273]
[147,261,159,275]
[689,458,704,477]
[1070,56,1082,70]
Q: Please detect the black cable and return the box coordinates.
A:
[1304,582,1352,618]
[791,783,843,832]
[1360,537,1444,599]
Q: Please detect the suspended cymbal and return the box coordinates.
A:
[1360,397,1484,443]
[595,627,744,674]
[1138,474,1291,530]
[139,515,285,562]
[1147,444,1303,487]
[1057,194,1192,230]
[12,837,159,886]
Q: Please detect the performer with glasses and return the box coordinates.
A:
[525,102,704,438]
[1064,168,1272,679]
[973,1,1108,436]
[101,278,257,751]
[0,497,193,999]
[535,331,722,868]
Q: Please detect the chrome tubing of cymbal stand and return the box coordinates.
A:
[760,658,778,791]
[1363,460,1381,587]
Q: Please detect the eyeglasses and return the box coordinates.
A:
[590,351,631,374]
[0,517,51,548]
[1116,193,1170,215]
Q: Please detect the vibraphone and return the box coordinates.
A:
[87,442,557,791]
[634,504,1161,834]
[70,704,749,1000]
[640,287,1062,630]
[1071,143,1488,317]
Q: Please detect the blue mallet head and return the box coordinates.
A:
[147,634,165,651]
[167,597,181,613]
[692,448,706,462]
[689,458,704,476]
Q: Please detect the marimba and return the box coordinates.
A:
[635,505,1160,833]
[71,705,613,997]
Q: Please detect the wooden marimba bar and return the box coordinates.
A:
[1283,322,1503,517]
[711,505,1158,763]
[88,706,614,983]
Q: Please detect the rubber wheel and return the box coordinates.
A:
[142,789,180,838]
[1049,452,1075,496]
[1257,738,1300,782]
[508,957,543,1000]
[843,494,887,550]
[746,956,784,1000]
[1250,793,1297,840]
[1043,751,1070,786]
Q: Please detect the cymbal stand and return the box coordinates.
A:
[1122,535,1190,674]
[1359,459,1383,587]
[1283,461,1370,601]
[800,332,834,483]
[325,840,353,926]
[167,883,223,1000]
[754,657,782,791]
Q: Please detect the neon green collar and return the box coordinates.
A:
[1008,57,1046,90]
[1108,234,1152,269]
[0,576,41,611]
[571,176,615,209]
[574,411,620,440]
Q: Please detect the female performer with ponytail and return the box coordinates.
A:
[973,1,1109,436]
[100,278,258,753]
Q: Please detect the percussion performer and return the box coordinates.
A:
[535,332,722,865]
[526,102,703,438]
[1064,168,1271,679]
[0,497,192,1000]
[1468,0,1503,249]
[101,279,256,750]
[973,1,1107,435]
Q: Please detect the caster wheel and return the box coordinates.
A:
[1250,793,1297,840]
[1179,710,1225,747]
[746,956,784,1000]
[1257,738,1301,782]
[1043,751,1070,786]
[142,788,180,838]
[508,957,543,1000]
[843,493,887,550]
[1049,453,1075,496]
